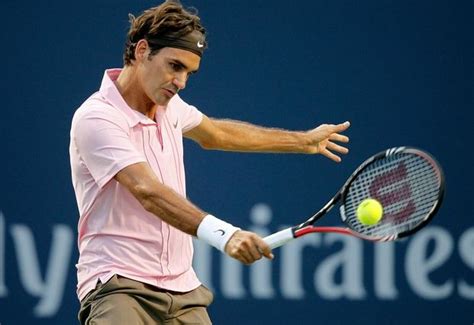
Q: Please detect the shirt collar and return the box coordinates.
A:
[99,68,161,127]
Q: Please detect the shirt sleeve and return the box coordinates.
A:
[171,95,203,132]
[72,105,146,188]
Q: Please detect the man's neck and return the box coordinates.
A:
[115,66,157,119]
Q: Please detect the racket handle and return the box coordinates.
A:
[263,228,294,249]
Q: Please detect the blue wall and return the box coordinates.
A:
[0,1,472,324]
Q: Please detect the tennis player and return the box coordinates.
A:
[69,1,350,323]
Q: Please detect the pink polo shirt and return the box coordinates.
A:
[69,69,203,301]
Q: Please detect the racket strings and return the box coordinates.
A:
[354,157,438,233]
[343,153,441,238]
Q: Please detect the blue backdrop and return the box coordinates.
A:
[1,0,472,324]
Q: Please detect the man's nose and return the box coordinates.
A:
[172,74,187,90]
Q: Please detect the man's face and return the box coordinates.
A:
[137,46,201,106]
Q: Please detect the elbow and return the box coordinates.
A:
[198,131,227,150]
[199,139,216,150]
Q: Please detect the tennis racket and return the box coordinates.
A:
[263,146,445,249]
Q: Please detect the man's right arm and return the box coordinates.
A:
[114,162,273,264]
[73,106,272,264]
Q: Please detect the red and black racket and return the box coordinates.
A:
[264,147,445,248]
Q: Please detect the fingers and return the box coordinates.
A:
[328,122,350,142]
[334,121,351,132]
[321,148,343,162]
[256,238,274,259]
[322,141,350,162]
[318,121,350,162]
[225,231,274,265]
[238,249,255,265]
[329,133,349,143]
[327,141,349,154]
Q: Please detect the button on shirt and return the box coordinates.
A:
[69,69,203,301]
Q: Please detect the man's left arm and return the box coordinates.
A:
[184,116,351,162]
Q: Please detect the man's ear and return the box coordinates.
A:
[134,39,149,62]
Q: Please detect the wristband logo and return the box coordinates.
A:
[214,229,226,236]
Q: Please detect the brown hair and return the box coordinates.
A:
[123,1,206,65]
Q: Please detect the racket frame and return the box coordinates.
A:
[264,147,445,248]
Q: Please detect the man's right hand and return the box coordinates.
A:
[224,230,274,264]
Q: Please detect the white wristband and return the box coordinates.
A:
[197,214,240,252]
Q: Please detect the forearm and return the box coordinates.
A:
[115,163,206,235]
[115,162,241,252]
[138,181,206,236]
[204,119,309,153]
[137,179,243,252]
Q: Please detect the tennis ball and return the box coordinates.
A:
[357,198,383,225]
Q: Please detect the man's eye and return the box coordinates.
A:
[170,63,181,71]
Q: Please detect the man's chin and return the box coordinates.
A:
[155,96,173,106]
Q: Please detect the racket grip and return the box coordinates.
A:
[263,228,294,249]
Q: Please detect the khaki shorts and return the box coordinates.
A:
[79,275,214,324]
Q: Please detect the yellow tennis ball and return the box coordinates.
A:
[357,198,383,225]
